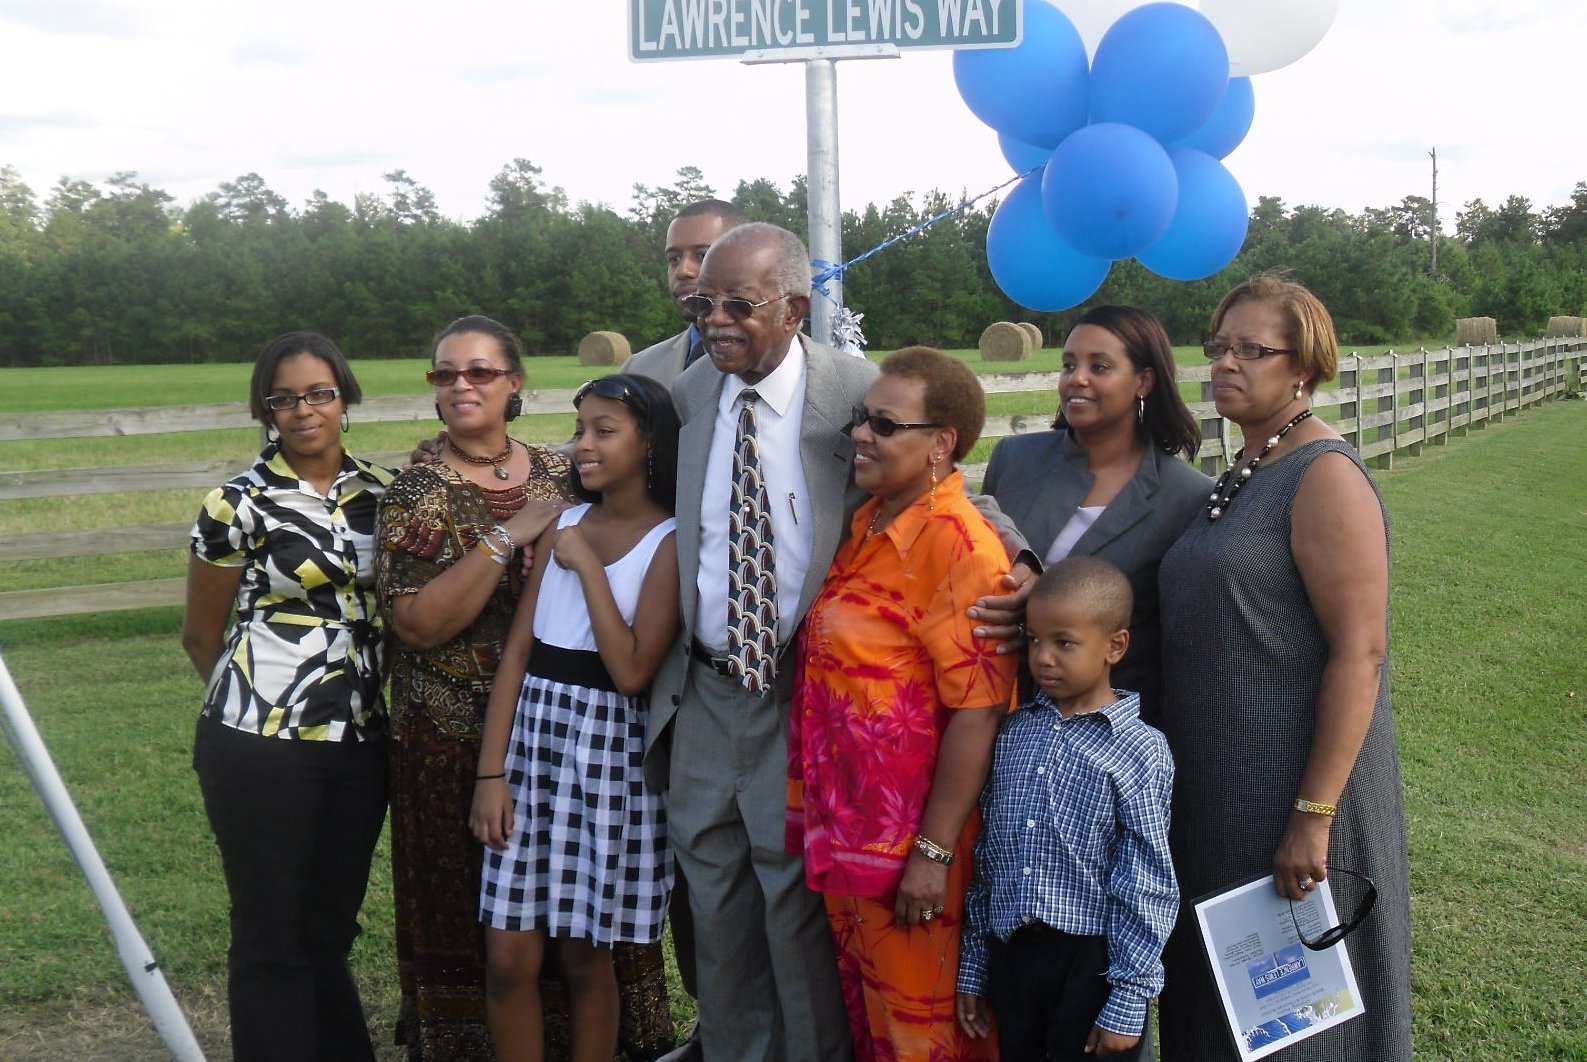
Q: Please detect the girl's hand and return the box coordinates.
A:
[550,525,598,575]
[1272,810,1332,900]
[469,778,514,850]
[893,849,950,927]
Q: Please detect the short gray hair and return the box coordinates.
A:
[712,222,812,297]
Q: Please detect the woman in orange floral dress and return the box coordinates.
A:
[789,346,1019,1062]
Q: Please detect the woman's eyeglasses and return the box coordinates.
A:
[1202,339,1294,361]
[679,293,790,322]
[264,387,340,412]
[1289,867,1378,951]
[426,366,513,387]
[846,407,943,437]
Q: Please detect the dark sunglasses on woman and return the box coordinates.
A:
[425,366,513,387]
[846,407,943,438]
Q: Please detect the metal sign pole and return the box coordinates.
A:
[805,58,842,349]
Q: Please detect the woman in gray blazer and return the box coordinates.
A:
[982,305,1209,722]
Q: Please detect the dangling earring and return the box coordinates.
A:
[341,410,351,433]
[646,448,654,492]
[1136,396,1145,425]
[928,455,939,511]
[434,402,445,423]
[1294,382,1305,400]
[505,392,524,421]
[265,424,280,443]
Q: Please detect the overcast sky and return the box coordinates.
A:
[0,0,1581,239]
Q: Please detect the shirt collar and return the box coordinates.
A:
[1030,688,1142,729]
[852,468,968,553]
[260,443,393,496]
[720,333,806,419]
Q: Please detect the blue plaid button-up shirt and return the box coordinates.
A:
[957,690,1178,1036]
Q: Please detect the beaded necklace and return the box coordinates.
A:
[1205,409,1313,521]
[447,435,514,480]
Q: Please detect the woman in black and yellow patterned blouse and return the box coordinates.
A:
[183,331,394,1062]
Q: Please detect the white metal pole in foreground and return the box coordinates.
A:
[0,649,207,1062]
[805,57,843,350]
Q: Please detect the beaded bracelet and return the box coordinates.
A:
[1293,797,1338,817]
[485,525,516,556]
[913,834,956,866]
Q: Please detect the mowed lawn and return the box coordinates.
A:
[1,368,1583,1059]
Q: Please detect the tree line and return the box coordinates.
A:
[1,160,1584,367]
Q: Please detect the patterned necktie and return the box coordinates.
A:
[727,389,778,693]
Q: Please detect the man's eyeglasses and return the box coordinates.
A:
[264,387,340,412]
[680,293,791,322]
[846,407,944,438]
[575,376,637,409]
[1289,867,1377,951]
[426,365,513,387]
[1202,339,1294,361]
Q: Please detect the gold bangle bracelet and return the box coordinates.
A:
[1293,798,1338,817]
[913,834,956,866]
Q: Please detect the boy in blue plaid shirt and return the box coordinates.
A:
[956,556,1177,1061]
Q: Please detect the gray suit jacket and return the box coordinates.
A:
[982,429,1211,719]
[644,338,879,785]
[623,329,693,386]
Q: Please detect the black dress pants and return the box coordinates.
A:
[194,716,388,1062]
[988,923,1146,1062]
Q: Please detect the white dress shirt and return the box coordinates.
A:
[694,337,815,651]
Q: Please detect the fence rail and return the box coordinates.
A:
[3,340,1582,621]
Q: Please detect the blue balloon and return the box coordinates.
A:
[953,2,1089,148]
[1090,3,1230,143]
[1042,123,1178,260]
[987,174,1110,312]
[998,131,1053,176]
[1136,147,1249,281]
[1170,77,1255,159]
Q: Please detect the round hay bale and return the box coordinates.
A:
[1546,315,1587,338]
[1016,321,1043,350]
[1454,316,1498,346]
[577,330,630,366]
[979,321,1032,362]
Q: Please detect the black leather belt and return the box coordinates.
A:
[690,640,736,678]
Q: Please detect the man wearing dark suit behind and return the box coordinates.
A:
[625,199,750,385]
[645,222,874,1062]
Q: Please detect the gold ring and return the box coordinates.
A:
[931,904,945,916]
[1299,877,1314,891]
[921,910,934,922]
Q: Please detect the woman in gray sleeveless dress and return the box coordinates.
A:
[1156,276,1412,1060]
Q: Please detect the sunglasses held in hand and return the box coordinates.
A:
[1289,867,1378,951]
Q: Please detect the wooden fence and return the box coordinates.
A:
[3,339,1583,621]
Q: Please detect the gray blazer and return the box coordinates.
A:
[644,338,878,784]
[982,429,1211,719]
[623,329,692,386]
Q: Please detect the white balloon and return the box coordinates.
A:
[1053,0,1192,59]
[1198,0,1339,76]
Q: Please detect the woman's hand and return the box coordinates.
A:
[968,562,1036,654]
[893,849,950,927]
[503,499,567,549]
[1272,810,1332,900]
[469,778,514,850]
[956,993,992,1039]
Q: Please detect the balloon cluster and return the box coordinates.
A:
[956,0,1337,311]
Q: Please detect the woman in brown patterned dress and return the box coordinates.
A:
[376,316,673,1060]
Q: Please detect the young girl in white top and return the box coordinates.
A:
[470,373,681,1062]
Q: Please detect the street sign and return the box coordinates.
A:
[629,0,1022,62]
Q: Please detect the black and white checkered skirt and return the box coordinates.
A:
[479,673,671,944]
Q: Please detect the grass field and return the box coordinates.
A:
[3,363,1583,1059]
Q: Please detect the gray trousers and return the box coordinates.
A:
[668,659,851,1062]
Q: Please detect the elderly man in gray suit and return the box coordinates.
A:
[625,199,750,385]
[647,222,1029,1061]
[645,221,867,1061]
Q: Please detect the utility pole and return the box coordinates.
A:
[1429,147,1439,276]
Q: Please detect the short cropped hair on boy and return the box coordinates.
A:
[1030,555,1133,634]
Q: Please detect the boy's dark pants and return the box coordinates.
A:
[988,922,1145,1062]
